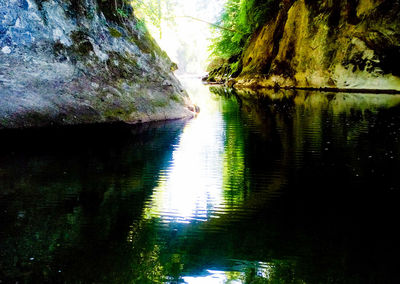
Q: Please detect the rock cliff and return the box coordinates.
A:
[209,0,400,91]
[0,0,196,129]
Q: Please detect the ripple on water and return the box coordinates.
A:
[1,80,400,282]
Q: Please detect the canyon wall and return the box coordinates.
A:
[210,0,400,91]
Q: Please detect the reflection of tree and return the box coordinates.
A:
[2,86,400,283]
[204,86,400,283]
[129,88,400,283]
[221,95,247,206]
[210,86,287,209]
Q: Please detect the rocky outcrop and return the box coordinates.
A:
[0,0,196,129]
[210,0,400,91]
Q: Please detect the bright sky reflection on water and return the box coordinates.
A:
[144,78,227,223]
[183,270,240,284]
[182,262,272,284]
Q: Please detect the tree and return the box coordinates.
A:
[209,0,280,59]
[130,0,177,39]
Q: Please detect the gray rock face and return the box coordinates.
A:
[0,0,195,129]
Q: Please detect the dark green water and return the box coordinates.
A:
[1,79,400,283]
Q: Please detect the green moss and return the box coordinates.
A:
[105,52,142,80]
[230,61,239,74]
[170,93,182,103]
[70,30,93,56]
[151,99,169,108]
[129,29,171,61]
[104,108,127,119]
[102,100,138,120]
[170,62,178,72]
[108,27,123,38]
[128,36,151,54]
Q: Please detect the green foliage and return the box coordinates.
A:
[230,60,240,74]
[116,7,130,18]
[130,0,177,38]
[210,0,279,59]
[108,27,123,37]
[131,0,161,29]
[135,18,148,34]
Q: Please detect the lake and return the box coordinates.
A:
[1,78,399,283]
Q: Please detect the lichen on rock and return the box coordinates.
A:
[0,0,196,129]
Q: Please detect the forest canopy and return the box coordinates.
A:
[127,0,279,61]
[127,0,224,74]
[114,0,279,73]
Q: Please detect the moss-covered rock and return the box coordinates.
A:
[0,0,196,129]
[209,0,400,91]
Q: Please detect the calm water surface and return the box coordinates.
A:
[1,78,400,283]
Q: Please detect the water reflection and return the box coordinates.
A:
[1,80,400,283]
[0,122,187,283]
[144,106,226,223]
[183,262,273,284]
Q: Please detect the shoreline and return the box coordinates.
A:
[204,80,400,95]
[0,114,195,132]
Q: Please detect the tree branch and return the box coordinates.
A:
[176,16,244,34]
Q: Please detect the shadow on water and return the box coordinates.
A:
[0,121,188,283]
[1,82,400,283]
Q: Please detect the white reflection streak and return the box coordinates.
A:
[183,270,239,284]
[145,110,225,223]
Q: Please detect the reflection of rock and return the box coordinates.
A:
[219,87,400,115]
[0,120,186,282]
[0,0,195,129]
[226,79,236,88]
